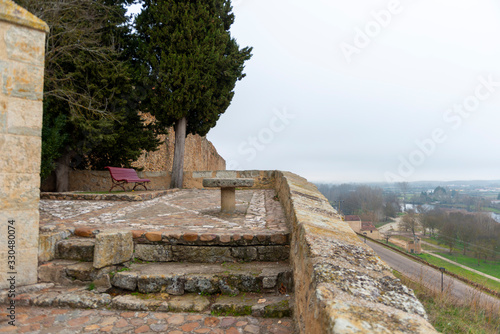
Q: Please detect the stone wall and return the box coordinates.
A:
[64,170,275,192]
[0,1,48,289]
[46,125,226,192]
[132,122,226,172]
[273,171,437,333]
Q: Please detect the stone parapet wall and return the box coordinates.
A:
[273,171,437,333]
[0,0,48,288]
[66,170,275,192]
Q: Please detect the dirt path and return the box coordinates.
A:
[378,217,401,233]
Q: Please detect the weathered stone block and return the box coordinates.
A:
[93,231,133,269]
[238,170,260,178]
[0,60,44,100]
[65,262,95,281]
[172,246,233,263]
[203,178,254,188]
[168,295,210,312]
[192,171,213,178]
[93,274,112,292]
[215,170,237,178]
[0,1,49,34]
[263,276,277,289]
[112,271,138,291]
[37,260,77,283]
[134,244,173,262]
[0,135,41,173]
[38,230,71,263]
[184,276,218,294]
[137,275,185,295]
[231,247,258,261]
[7,97,43,135]
[5,26,45,65]
[57,238,95,262]
[0,172,40,210]
[257,246,290,261]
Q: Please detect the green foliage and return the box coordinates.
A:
[135,0,253,136]
[15,0,161,182]
[40,112,68,180]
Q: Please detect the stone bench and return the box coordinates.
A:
[202,178,254,213]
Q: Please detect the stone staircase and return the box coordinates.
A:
[32,232,294,319]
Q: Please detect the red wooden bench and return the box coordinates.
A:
[105,166,151,192]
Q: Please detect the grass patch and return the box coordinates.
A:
[416,253,500,293]
[394,271,500,334]
[435,252,500,279]
[483,207,500,214]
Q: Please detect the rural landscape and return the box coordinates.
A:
[317,181,500,332]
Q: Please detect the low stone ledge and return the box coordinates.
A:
[41,189,177,201]
[202,178,254,188]
[275,171,437,334]
[133,231,290,246]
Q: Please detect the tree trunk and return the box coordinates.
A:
[170,117,187,189]
[55,151,73,192]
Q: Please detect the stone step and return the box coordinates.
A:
[53,236,290,263]
[56,237,95,261]
[111,262,293,296]
[0,285,292,318]
[135,243,290,263]
[39,260,294,297]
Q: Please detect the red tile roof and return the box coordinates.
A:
[344,215,361,221]
[360,221,377,231]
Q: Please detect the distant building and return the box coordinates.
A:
[344,215,381,240]
[344,215,362,232]
[360,221,380,240]
[406,238,422,254]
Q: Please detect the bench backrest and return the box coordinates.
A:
[105,166,140,180]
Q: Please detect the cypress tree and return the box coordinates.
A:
[135,0,252,188]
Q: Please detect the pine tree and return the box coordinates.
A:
[135,0,252,188]
[15,0,161,190]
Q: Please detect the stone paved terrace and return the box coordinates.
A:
[39,189,289,238]
[0,307,294,333]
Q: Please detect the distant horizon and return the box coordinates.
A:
[309,177,500,185]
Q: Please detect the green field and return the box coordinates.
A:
[416,253,500,293]
[435,252,500,279]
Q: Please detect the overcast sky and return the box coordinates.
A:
[132,1,500,183]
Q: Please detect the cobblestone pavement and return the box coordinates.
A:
[0,307,294,333]
[39,189,288,235]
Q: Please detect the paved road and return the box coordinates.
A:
[365,239,500,311]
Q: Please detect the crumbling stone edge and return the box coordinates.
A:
[274,171,437,334]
